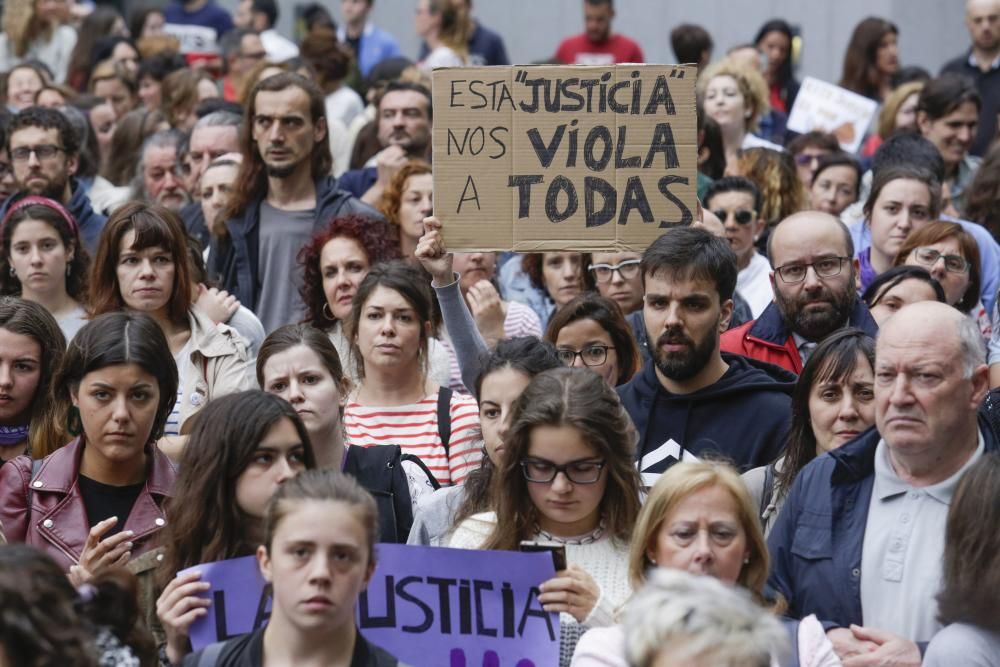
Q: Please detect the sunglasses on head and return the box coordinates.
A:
[712,208,756,225]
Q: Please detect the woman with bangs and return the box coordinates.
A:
[88,202,253,460]
[743,329,876,536]
[449,367,641,665]
[0,195,90,340]
[893,220,989,336]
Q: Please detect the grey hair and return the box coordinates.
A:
[133,129,183,197]
[957,313,987,379]
[193,110,242,133]
[624,570,789,667]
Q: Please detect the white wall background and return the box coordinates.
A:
[219,0,971,83]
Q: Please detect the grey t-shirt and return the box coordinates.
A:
[257,202,315,333]
[924,623,1000,667]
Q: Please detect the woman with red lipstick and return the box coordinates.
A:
[449,367,641,666]
[0,195,90,340]
[181,470,401,666]
[743,329,876,536]
[88,202,253,459]
[298,213,452,388]
[344,261,482,489]
[155,390,317,664]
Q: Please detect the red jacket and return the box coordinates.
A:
[721,301,879,375]
[0,438,176,569]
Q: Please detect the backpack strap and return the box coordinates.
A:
[195,639,227,667]
[436,386,453,457]
[760,461,776,520]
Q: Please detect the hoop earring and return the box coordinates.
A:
[322,303,336,321]
[66,406,82,437]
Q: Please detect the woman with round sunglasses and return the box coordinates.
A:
[704,176,771,319]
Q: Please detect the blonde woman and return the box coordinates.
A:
[698,59,780,170]
[415,0,470,70]
[571,461,839,667]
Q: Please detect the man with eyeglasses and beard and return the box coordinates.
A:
[722,211,879,374]
[0,107,107,253]
[617,226,794,485]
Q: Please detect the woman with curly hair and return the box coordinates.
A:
[734,147,805,228]
[698,59,780,171]
[298,213,451,386]
[377,159,433,259]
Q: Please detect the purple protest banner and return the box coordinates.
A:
[179,544,559,665]
[358,544,559,667]
[178,555,271,651]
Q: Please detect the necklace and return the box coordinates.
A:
[535,519,605,545]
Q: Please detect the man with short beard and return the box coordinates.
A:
[219,72,381,333]
[134,130,192,214]
[617,226,794,484]
[1,107,107,253]
[722,211,879,374]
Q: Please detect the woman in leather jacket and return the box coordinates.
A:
[0,310,179,579]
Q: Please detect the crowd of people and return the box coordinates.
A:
[0,0,999,666]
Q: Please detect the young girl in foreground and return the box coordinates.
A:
[182,470,402,666]
[448,367,641,666]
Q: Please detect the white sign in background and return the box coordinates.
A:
[786,76,879,154]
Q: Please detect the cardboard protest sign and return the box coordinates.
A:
[180,544,559,666]
[432,64,698,252]
[786,76,879,153]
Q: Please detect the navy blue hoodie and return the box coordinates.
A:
[618,352,795,477]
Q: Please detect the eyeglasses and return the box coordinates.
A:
[712,208,757,225]
[556,344,613,367]
[588,259,640,283]
[774,256,850,284]
[520,458,607,484]
[10,144,64,162]
[794,153,825,166]
[911,247,970,274]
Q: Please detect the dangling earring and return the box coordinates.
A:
[66,264,71,277]
[66,406,82,437]
[322,303,336,321]
[9,266,14,277]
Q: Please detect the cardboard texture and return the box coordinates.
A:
[786,76,879,153]
[432,64,697,252]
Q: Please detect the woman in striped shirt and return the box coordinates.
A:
[344,261,482,487]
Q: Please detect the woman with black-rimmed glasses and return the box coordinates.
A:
[893,220,988,336]
[544,292,641,387]
[448,367,642,666]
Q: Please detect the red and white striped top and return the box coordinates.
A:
[344,391,482,486]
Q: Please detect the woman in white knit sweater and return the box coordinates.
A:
[448,367,642,666]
